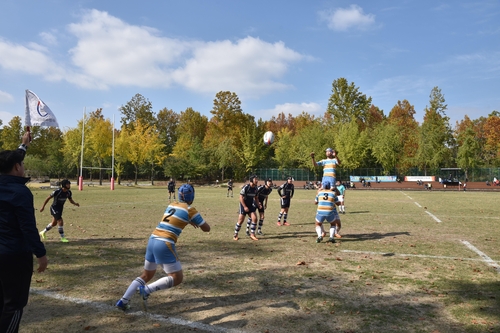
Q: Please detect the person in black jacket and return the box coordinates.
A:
[276,177,294,226]
[0,131,48,333]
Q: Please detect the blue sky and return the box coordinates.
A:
[1,0,499,130]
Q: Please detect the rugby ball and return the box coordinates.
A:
[263,131,275,145]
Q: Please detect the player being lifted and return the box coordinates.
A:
[39,179,79,242]
[311,148,341,188]
[277,177,294,226]
[233,175,261,241]
[116,184,210,311]
[246,178,273,236]
[314,181,341,243]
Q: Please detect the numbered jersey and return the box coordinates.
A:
[150,202,205,244]
[315,189,339,216]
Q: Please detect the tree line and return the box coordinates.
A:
[0,78,498,184]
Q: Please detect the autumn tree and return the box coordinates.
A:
[156,108,179,155]
[87,109,113,185]
[327,78,372,125]
[371,122,402,174]
[483,112,500,166]
[0,116,22,150]
[119,93,155,130]
[387,100,419,173]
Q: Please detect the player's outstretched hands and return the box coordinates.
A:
[310,152,315,158]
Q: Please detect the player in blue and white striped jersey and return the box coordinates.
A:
[314,181,341,243]
[116,184,210,311]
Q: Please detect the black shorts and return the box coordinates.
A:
[280,198,291,209]
[168,187,175,193]
[50,206,63,220]
[239,203,256,216]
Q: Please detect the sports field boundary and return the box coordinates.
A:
[29,289,247,333]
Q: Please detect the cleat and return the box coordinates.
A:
[257,229,263,235]
[334,233,342,238]
[276,222,281,226]
[233,234,239,241]
[138,286,149,311]
[342,211,346,214]
[250,234,259,241]
[283,222,290,226]
[327,237,336,243]
[39,231,46,240]
[60,237,69,243]
[246,229,250,236]
[316,236,323,243]
[115,300,130,311]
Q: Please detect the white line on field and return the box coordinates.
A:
[460,240,500,273]
[425,210,442,223]
[401,192,441,222]
[340,249,485,261]
[29,289,246,333]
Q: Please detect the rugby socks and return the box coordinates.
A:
[43,224,53,232]
[315,225,323,237]
[250,222,257,235]
[246,217,251,232]
[121,277,146,304]
[277,212,283,223]
[330,226,337,238]
[258,219,264,231]
[58,226,65,238]
[234,223,242,236]
[146,276,174,293]
[283,213,288,223]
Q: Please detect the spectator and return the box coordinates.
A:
[494,177,499,186]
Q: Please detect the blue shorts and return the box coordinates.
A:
[321,176,336,188]
[145,238,178,264]
[315,211,340,224]
[239,203,256,215]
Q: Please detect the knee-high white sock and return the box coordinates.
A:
[146,276,174,294]
[315,225,323,237]
[121,277,146,303]
[330,226,336,238]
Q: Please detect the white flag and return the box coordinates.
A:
[25,89,59,128]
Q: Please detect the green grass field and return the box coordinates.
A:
[22,185,500,333]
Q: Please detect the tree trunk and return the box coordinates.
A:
[134,165,138,185]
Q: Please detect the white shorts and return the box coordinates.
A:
[338,195,344,202]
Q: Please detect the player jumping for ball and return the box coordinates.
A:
[311,148,340,188]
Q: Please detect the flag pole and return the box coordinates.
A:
[79,108,85,191]
[110,114,115,190]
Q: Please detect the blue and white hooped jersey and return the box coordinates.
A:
[315,189,339,216]
[150,202,205,244]
[316,158,338,178]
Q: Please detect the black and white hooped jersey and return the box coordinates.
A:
[240,184,258,207]
[256,185,273,202]
[50,189,72,208]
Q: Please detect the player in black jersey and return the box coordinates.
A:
[39,179,79,242]
[277,177,294,226]
[167,178,176,202]
[246,178,273,235]
[227,179,233,197]
[233,175,261,241]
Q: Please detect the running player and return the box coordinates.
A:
[311,148,341,188]
[167,178,176,202]
[314,181,341,243]
[246,178,273,235]
[115,184,210,311]
[277,177,294,226]
[39,179,79,242]
[233,175,261,241]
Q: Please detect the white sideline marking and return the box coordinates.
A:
[30,289,245,333]
[461,241,500,273]
[341,250,485,261]
[401,191,441,222]
[425,210,442,223]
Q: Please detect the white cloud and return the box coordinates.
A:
[0,90,14,103]
[256,102,324,118]
[39,31,58,45]
[320,5,375,31]
[66,9,305,96]
[0,111,16,126]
